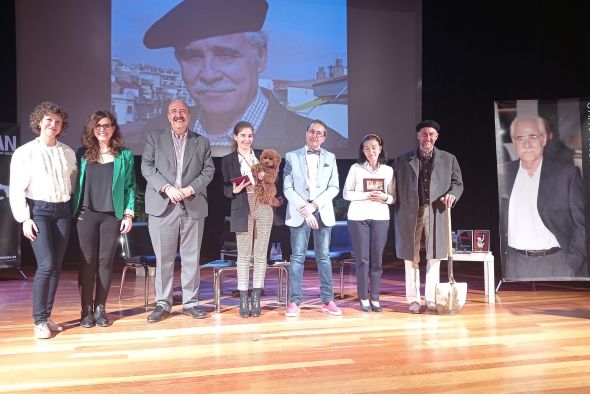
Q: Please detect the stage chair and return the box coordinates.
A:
[201,259,289,313]
[220,216,238,261]
[305,220,354,298]
[118,221,156,308]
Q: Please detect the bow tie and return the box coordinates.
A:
[307,149,321,155]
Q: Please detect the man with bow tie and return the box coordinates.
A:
[283,120,341,317]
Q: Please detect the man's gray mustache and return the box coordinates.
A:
[193,82,237,94]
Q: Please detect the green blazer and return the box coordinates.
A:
[72,147,137,219]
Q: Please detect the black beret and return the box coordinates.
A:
[144,0,269,49]
[416,120,440,132]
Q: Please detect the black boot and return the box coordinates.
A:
[80,305,95,328]
[251,288,262,317]
[94,304,109,327]
[239,291,250,318]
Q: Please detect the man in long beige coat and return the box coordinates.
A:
[394,120,463,314]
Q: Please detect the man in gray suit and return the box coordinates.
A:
[394,120,464,314]
[141,99,215,322]
[283,120,341,317]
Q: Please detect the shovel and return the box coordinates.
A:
[435,207,467,315]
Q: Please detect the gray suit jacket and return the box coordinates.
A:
[283,147,339,227]
[141,128,215,218]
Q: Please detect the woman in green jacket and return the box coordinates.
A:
[72,110,136,328]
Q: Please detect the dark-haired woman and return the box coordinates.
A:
[9,102,78,339]
[221,121,275,318]
[343,134,395,312]
[72,110,136,328]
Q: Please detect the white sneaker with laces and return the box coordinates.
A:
[34,323,51,339]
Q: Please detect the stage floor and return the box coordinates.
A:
[1,261,590,393]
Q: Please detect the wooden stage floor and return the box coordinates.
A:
[1,261,590,393]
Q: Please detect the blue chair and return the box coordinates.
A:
[305,220,354,298]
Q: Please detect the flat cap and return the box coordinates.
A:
[144,0,269,49]
[416,119,440,132]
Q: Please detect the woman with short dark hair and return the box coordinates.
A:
[343,133,395,312]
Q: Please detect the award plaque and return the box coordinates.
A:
[230,175,250,186]
[473,230,490,252]
[363,178,385,192]
[456,230,473,253]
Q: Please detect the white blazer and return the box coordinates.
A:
[283,147,339,227]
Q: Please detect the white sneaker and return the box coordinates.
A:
[34,323,51,339]
[47,319,64,332]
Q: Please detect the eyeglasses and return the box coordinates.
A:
[95,124,114,131]
[307,128,326,137]
[514,133,543,143]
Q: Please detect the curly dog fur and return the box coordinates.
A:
[251,149,282,207]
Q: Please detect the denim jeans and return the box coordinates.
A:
[28,199,72,324]
[289,214,334,304]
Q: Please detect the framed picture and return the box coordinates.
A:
[473,230,490,252]
[456,230,473,253]
[363,178,385,192]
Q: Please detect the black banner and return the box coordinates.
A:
[0,122,21,272]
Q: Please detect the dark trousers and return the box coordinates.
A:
[506,247,567,280]
[77,209,120,308]
[28,199,72,325]
[348,219,389,301]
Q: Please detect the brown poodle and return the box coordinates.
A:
[251,149,282,207]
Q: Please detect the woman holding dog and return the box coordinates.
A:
[343,133,395,312]
[221,121,276,318]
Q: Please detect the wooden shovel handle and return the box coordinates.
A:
[446,206,452,257]
[446,206,455,282]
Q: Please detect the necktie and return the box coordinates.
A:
[307,149,320,155]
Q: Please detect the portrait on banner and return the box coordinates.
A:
[495,99,589,281]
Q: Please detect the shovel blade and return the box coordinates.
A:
[435,282,467,315]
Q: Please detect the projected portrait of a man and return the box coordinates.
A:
[112,0,348,156]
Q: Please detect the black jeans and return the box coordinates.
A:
[28,199,72,325]
[76,209,120,308]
